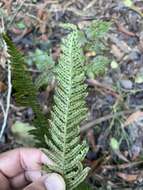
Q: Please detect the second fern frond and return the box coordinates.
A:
[2,34,48,146]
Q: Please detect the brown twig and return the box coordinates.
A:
[115,22,137,37]
[86,79,121,100]
[80,110,134,132]
[83,0,97,11]
[102,160,143,171]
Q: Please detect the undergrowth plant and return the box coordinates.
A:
[86,55,110,79]
[43,23,90,190]
[27,48,55,89]
[83,20,111,78]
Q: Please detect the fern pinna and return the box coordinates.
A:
[43,24,90,190]
[2,34,48,146]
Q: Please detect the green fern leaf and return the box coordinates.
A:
[85,20,111,40]
[86,56,110,79]
[44,24,90,189]
[27,48,55,89]
[2,33,48,146]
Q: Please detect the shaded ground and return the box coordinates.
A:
[1,0,143,189]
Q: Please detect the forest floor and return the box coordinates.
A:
[1,0,143,189]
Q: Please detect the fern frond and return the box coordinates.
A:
[2,33,48,146]
[44,24,90,189]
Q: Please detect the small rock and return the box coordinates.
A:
[106,95,115,104]
[111,44,124,60]
[103,76,113,85]
[120,79,133,89]
[128,51,140,61]
[86,151,97,160]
